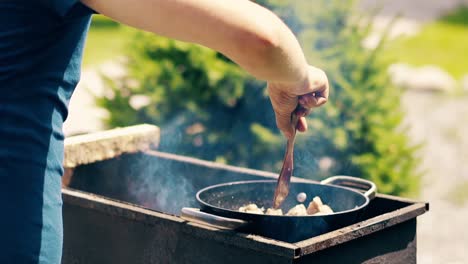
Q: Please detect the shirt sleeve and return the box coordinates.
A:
[38,0,94,17]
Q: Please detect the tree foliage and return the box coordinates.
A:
[293,0,421,195]
[97,0,420,195]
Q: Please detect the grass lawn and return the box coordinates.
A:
[82,15,133,67]
[385,6,468,79]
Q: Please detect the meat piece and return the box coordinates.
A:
[265,208,283,216]
[307,202,319,214]
[238,204,264,214]
[240,204,258,211]
[237,196,334,217]
[313,196,324,206]
[318,204,334,214]
[307,196,335,215]
[306,196,323,215]
[312,205,335,216]
[286,204,307,216]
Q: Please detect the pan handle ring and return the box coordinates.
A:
[321,175,377,200]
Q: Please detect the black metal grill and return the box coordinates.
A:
[62,150,428,264]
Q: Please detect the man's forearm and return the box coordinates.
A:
[80,0,308,86]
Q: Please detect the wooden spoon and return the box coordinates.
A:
[272,92,319,209]
[272,113,299,209]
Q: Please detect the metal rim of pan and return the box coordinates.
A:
[195,180,370,218]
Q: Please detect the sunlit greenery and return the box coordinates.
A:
[386,6,468,79]
[97,0,420,196]
[82,15,132,67]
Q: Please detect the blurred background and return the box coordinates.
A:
[64,0,468,263]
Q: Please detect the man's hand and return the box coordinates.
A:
[267,65,329,139]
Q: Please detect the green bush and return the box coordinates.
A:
[291,0,421,195]
[97,35,284,171]
[97,0,420,196]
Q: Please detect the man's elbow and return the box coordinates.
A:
[253,27,281,52]
[234,26,281,73]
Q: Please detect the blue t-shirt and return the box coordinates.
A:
[0,1,93,263]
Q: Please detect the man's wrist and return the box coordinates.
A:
[268,67,309,95]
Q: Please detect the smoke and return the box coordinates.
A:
[125,115,198,216]
[127,168,195,216]
[126,151,197,216]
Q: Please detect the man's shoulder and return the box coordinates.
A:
[0,0,94,20]
[0,0,92,88]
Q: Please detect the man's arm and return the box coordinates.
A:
[80,0,329,138]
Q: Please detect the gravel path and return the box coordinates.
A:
[357,2,468,262]
[63,61,125,136]
[402,91,468,264]
[63,68,106,136]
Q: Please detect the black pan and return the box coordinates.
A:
[181,176,376,242]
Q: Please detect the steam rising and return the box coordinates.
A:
[126,159,196,216]
[126,117,197,216]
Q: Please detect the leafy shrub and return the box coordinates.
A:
[284,0,421,195]
[97,35,284,171]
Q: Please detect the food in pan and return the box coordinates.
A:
[265,208,283,215]
[314,205,334,215]
[238,196,334,216]
[238,203,265,214]
[286,204,307,216]
[306,196,323,214]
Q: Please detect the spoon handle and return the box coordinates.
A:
[272,114,298,209]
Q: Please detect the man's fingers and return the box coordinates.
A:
[268,86,297,139]
[267,65,329,139]
[297,67,329,108]
[300,93,327,108]
[315,96,328,107]
[275,111,294,139]
[295,106,311,117]
[296,117,307,132]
